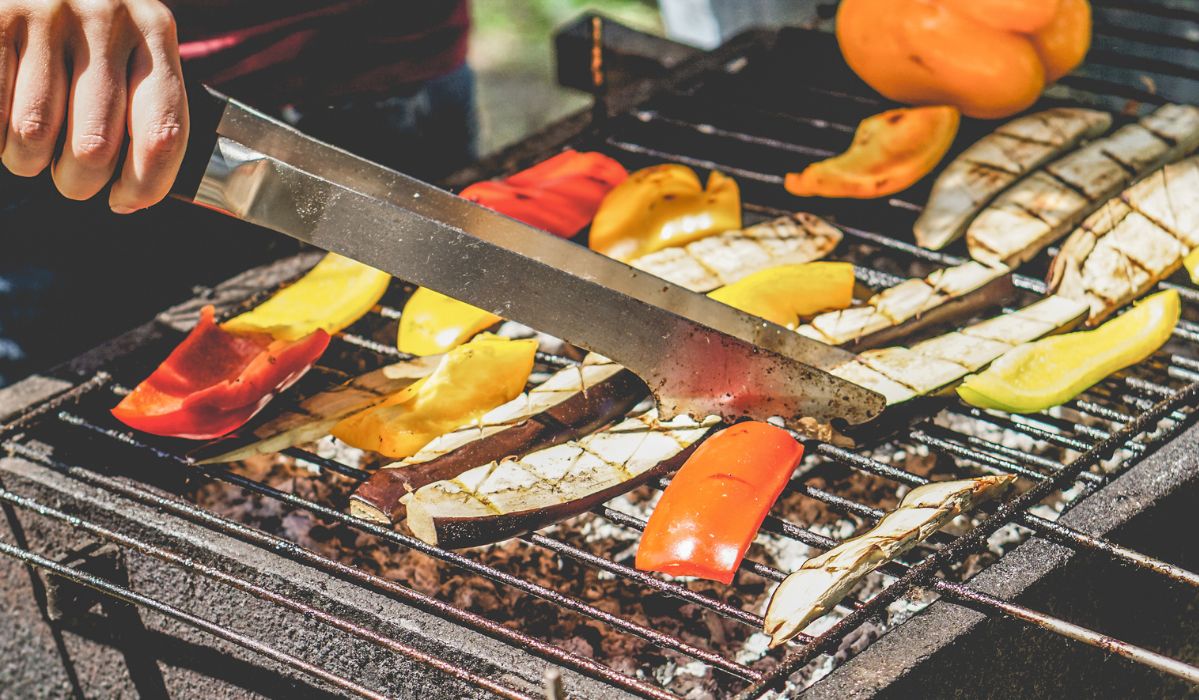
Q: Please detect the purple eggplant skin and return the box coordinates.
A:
[843,272,1017,351]
[349,369,649,524]
[414,442,700,549]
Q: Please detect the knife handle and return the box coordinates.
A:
[171,80,230,201]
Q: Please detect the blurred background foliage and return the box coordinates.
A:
[469,0,665,154]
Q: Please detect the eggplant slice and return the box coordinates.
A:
[1050,155,1199,324]
[915,108,1112,251]
[965,103,1199,268]
[828,295,1090,405]
[797,260,1015,349]
[404,409,719,548]
[629,213,842,292]
[763,475,1015,647]
[350,355,648,524]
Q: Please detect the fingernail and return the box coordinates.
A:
[111,205,136,215]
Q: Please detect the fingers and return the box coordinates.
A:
[109,3,186,213]
[2,10,68,178]
[0,16,17,155]
[52,8,131,200]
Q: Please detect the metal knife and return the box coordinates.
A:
[171,85,886,426]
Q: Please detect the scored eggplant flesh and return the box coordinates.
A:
[629,213,841,292]
[966,103,1199,268]
[403,409,719,548]
[349,355,648,524]
[191,356,443,464]
[797,260,1015,350]
[828,295,1089,405]
[763,475,1015,647]
[915,108,1111,251]
[1050,155,1199,324]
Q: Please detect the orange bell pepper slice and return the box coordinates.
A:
[589,164,741,261]
[636,422,804,584]
[837,0,1091,119]
[785,106,959,199]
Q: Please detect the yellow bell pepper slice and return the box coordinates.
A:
[1185,248,1199,285]
[957,290,1180,414]
[589,164,741,261]
[332,334,537,458]
[398,288,502,356]
[707,263,855,330]
[223,253,391,341]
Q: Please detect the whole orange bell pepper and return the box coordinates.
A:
[785,106,959,199]
[838,0,1091,119]
[635,422,804,584]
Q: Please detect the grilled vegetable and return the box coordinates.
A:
[635,422,804,584]
[397,288,501,357]
[399,151,626,355]
[191,356,443,464]
[332,335,537,458]
[958,290,1179,413]
[914,108,1112,250]
[828,295,1089,405]
[404,409,719,548]
[966,104,1199,267]
[458,149,627,239]
[112,306,330,439]
[589,165,741,262]
[349,356,648,524]
[798,261,1015,349]
[221,254,391,341]
[1051,156,1199,324]
[630,214,842,292]
[708,263,854,329]
[785,106,960,199]
[837,0,1090,119]
[763,475,1015,646]
[1186,248,1199,285]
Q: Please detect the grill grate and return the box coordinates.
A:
[3,6,1199,698]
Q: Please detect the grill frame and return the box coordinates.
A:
[3,8,1199,698]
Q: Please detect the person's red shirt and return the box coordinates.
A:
[174,1,470,107]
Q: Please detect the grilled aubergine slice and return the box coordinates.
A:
[350,355,648,524]
[797,260,1015,350]
[915,108,1112,251]
[404,409,718,548]
[966,103,1199,268]
[1050,155,1199,325]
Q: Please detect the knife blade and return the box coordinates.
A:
[171,86,885,426]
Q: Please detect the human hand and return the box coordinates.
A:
[1,0,187,212]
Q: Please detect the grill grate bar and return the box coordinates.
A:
[0,440,676,700]
[51,409,764,684]
[0,487,538,700]
[0,539,391,700]
[738,381,1199,696]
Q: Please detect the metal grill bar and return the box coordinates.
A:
[0,488,538,700]
[1,438,676,700]
[51,407,763,684]
[0,541,390,700]
[738,382,1199,697]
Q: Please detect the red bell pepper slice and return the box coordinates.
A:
[112,306,330,439]
[458,149,627,237]
[636,422,804,584]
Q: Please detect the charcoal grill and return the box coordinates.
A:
[3,2,1199,698]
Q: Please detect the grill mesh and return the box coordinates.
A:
[3,4,1199,697]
